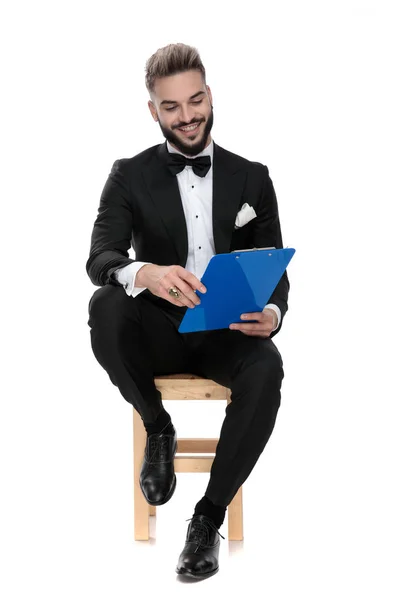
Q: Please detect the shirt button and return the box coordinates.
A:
[198,246,201,249]
[192,185,194,188]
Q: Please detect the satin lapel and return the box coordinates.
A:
[212,141,247,254]
[141,140,246,265]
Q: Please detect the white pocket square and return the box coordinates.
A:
[234,203,257,229]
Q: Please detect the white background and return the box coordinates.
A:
[1,0,399,597]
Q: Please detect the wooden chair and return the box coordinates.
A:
[133,374,243,541]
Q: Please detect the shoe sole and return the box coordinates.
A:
[175,566,219,579]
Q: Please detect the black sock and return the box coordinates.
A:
[143,408,175,436]
[193,495,227,529]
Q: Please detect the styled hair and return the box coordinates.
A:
[145,43,206,96]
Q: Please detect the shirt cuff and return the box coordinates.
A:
[264,303,281,331]
[113,262,152,297]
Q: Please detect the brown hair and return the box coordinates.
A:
[145,43,206,96]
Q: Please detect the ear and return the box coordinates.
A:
[206,85,213,107]
[148,100,157,121]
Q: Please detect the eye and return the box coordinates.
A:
[165,100,203,112]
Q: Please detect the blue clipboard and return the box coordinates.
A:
[178,247,296,333]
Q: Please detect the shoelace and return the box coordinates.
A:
[185,516,225,552]
[147,421,174,464]
[148,435,170,462]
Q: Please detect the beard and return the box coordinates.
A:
[157,108,214,157]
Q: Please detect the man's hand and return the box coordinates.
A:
[229,307,278,338]
[135,264,207,308]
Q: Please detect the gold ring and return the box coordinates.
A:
[168,286,181,299]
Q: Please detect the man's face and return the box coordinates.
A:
[148,70,214,157]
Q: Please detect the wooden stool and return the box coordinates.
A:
[133,374,244,541]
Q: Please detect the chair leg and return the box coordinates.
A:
[133,408,150,540]
[228,486,244,540]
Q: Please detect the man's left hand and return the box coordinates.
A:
[229,308,278,338]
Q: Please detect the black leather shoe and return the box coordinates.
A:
[176,515,225,578]
[139,424,177,506]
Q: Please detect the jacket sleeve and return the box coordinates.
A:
[86,159,137,287]
[251,165,290,338]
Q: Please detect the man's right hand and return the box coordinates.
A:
[135,264,207,309]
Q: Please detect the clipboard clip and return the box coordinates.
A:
[231,246,276,252]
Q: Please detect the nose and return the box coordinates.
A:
[179,105,197,126]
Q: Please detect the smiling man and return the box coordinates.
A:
[86,42,290,579]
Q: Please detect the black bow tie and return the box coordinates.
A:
[166,153,211,178]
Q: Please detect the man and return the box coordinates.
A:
[86,42,289,579]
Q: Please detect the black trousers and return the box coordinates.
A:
[87,284,284,507]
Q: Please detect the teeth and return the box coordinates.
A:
[180,123,199,131]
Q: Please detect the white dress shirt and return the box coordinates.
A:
[113,138,281,331]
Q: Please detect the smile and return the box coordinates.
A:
[178,122,201,134]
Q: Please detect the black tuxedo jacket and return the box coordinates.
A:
[86,140,290,338]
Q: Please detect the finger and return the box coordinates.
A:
[186,273,207,294]
[174,277,202,307]
[229,322,266,331]
[159,272,193,307]
[176,267,207,295]
[164,278,198,309]
[239,312,267,322]
[239,312,263,320]
[159,285,187,308]
[230,324,273,336]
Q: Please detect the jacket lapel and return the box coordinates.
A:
[141,140,246,266]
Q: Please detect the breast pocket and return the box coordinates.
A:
[231,220,254,250]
